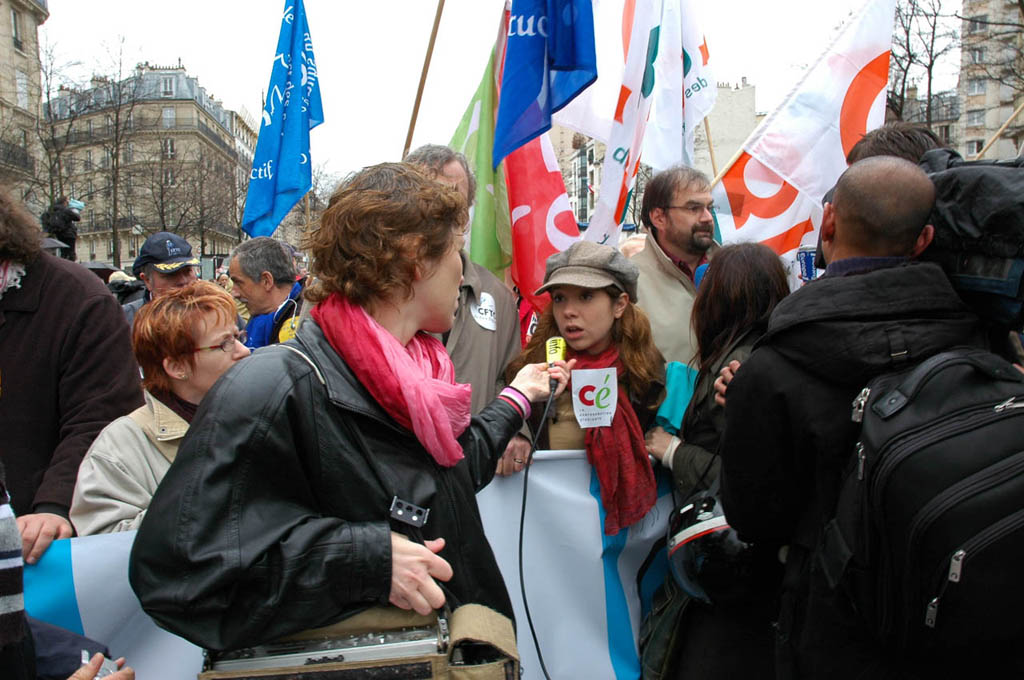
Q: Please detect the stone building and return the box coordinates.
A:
[0,0,48,212]
[958,0,1024,158]
[43,62,251,268]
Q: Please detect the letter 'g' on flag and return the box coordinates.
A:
[242,0,324,238]
[492,0,597,168]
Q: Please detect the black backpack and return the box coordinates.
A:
[818,347,1024,652]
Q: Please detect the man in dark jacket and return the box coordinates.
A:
[0,187,143,564]
[122,232,200,327]
[718,156,988,678]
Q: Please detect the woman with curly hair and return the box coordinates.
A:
[70,280,249,535]
[130,163,573,653]
[508,240,665,535]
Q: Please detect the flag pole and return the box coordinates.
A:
[711,145,745,188]
[704,118,719,177]
[403,0,446,158]
[976,99,1024,159]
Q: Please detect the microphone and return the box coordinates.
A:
[544,336,566,393]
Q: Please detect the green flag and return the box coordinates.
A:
[450,55,511,276]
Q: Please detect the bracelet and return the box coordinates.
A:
[503,384,531,404]
[499,387,532,419]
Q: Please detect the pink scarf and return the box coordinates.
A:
[311,293,472,467]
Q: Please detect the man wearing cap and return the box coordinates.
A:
[122,232,200,327]
[228,237,303,349]
[633,166,718,365]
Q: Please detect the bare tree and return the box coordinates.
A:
[889,0,960,124]
[958,3,1024,99]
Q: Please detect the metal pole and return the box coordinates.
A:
[976,99,1024,159]
[403,0,446,159]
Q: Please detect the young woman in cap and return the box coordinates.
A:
[70,280,250,535]
[508,240,665,535]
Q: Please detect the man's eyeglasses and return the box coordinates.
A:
[194,331,247,353]
[664,204,715,213]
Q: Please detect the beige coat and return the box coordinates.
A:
[70,392,187,535]
[631,234,717,366]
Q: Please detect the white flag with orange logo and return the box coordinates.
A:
[712,0,896,280]
[643,0,716,170]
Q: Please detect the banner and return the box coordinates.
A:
[242,0,324,238]
[477,450,674,680]
[492,0,597,167]
[643,0,716,169]
[712,0,896,279]
[23,454,674,680]
[23,532,203,679]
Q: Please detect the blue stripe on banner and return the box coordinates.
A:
[23,538,84,635]
[638,469,674,620]
[589,467,642,680]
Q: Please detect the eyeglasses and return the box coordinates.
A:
[664,204,715,213]
[194,331,247,353]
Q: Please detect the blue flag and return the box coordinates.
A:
[242,0,324,238]
[492,0,596,168]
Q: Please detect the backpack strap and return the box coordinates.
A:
[873,348,1022,419]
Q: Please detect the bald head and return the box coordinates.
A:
[831,156,935,257]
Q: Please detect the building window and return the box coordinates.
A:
[161,76,175,97]
[162,107,176,129]
[936,125,951,143]
[163,168,176,186]
[966,109,985,127]
[107,239,114,257]
[84,150,93,170]
[967,140,984,155]
[966,15,987,35]
[87,119,94,135]
[106,115,113,133]
[969,48,985,65]
[122,142,134,164]
[89,239,96,260]
[15,70,29,109]
[88,209,95,226]
[102,149,111,169]
[967,79,986,96]
[10,9,22,51]
[87,180,94,197]
[162,138,176,160]
[125,112,133,130]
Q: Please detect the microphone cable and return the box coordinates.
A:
[517,386,557,680]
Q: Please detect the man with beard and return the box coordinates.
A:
[633,166,718,364]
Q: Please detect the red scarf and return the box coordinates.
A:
[311,294,472,467]
[570,345,657,535]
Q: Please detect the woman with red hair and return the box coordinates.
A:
[70,280,249,535]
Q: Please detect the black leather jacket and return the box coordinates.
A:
[129,319,522,651]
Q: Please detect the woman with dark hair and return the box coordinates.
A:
[644,242,789,679]
[71,280,249,535]
[129,163,572,653]
[508,240,665,535]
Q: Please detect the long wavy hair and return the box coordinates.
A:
[691,243,789,382]
[507,286,663,398]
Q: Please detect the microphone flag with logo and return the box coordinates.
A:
[242,0,324,238]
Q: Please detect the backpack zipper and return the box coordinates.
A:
[924,506,1024,629]
[903,449,1024,625]
[994,396,1024,412]
[851,387,871,423]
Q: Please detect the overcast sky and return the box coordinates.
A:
[40,0,960,178]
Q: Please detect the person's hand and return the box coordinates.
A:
[1015,363,1024,376]
[508,359,577,402]
[68,653,134,680]
[713,360,742,408]
[644,426,678,463]
[496,434,532,476]
[17,513,73,565]
[389,533,453,616]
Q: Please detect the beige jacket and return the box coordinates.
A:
[631,234,717,366]
[438,253,522,415]
[70,391,188,535]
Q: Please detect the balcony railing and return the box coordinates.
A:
[0,140,34,174]
[43,119,238,162]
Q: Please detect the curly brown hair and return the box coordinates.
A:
[304,162,468,307]
[507,286,664,399]
[0,185,42,263]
